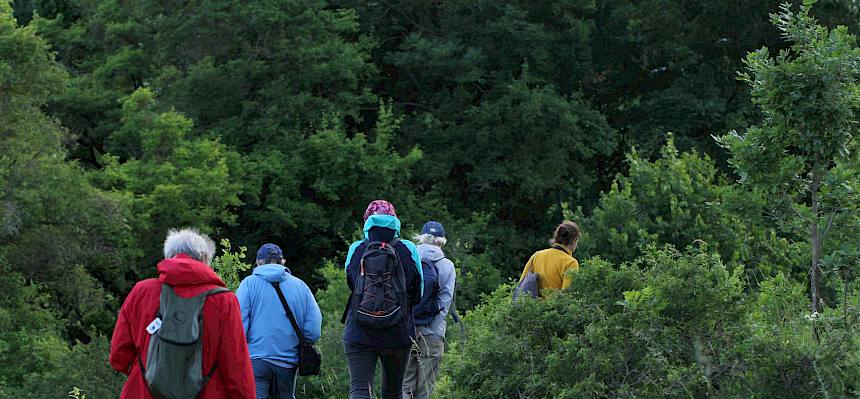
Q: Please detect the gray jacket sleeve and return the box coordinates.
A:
[437,258,456,316]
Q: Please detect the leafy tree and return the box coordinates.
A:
[33,0,376,163]
[225,102,421,279]
[93,87,243,267]
[1,1,133,340]
[580,136,805,280]
[331,0,616,272]
[0,256,124,398]
[718,3,860,314]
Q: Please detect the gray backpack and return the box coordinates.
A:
[139,284,230,399]
[513,257,539,301]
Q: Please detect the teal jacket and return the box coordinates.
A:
[345,214,423,295]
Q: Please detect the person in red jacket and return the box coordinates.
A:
[110,228,255,398]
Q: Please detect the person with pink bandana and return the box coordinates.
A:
[341,200,423,399]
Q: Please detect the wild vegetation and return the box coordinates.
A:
[0,0,858,397]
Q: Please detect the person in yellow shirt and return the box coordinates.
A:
[519,221,580,295]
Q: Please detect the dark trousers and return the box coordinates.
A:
[251,359,297,399]
[344,341,411,399]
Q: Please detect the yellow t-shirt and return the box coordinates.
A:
[519,245,579,294]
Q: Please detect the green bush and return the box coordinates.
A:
[438,246,860,398]
[0,263,123,398]
[15,336,124,399]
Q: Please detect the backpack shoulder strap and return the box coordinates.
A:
[345,239,366,271]
[399,239,424,296]
[199,286,231,382]
[204,287,231,297]
[271,282,304,343]
[428,258,443,288]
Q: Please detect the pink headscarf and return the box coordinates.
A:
[363,200,397,221]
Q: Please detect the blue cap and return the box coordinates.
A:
[421,221,446,237]
[256,243,283,261]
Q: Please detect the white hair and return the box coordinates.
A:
[414,233,447,247]
[163,228,216,265]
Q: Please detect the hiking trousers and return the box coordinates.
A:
[252,359,297,399]
[344,341,410,399]
[401,335,445,399]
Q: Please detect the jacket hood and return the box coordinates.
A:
[157,254,226,287]
[252,264,289,282]
[363,214,401,239]
[418,243,446,262]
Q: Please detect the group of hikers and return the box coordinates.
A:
[109,199,581,399]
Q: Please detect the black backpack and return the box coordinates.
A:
[413,258,443,326]
[347,240,408,329]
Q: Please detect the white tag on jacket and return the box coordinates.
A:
[146,317,162,335]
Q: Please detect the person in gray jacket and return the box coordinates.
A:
[402,221,456,399]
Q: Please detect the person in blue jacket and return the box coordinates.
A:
[236,243,322,399]
[343,200,422,399]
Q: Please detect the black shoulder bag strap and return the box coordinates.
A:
[271,282,304,343]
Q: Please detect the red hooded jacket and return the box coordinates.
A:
[110,254,255,398]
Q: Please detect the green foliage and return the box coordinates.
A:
[32,0,376,159]
[1,2,132,342]
[440,246,860,398]
[14,336,124,399]
[295,262,351,399]
[229,101,421,278]
[721,4,859,194]
[449,251,504,311]
[0,1,65,107]
[581,137,805,280]
[211,239,251,292]
[2,0,860,396]
[0,260,123,398]
[718,3,860,312]
[0,262,67,391]
[93,87,242,264]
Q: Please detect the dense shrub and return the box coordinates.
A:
[0,260,123,398]
[438,246,860,398]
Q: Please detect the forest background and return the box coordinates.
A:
[1,0,859,397]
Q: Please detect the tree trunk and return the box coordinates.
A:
[810,221,821,314]
[809,163,823,316]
